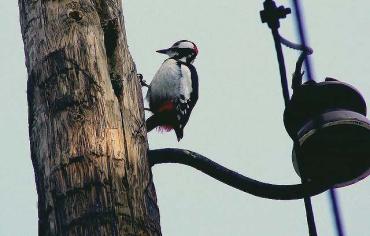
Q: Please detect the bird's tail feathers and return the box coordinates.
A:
[146,115,160,132]
[146,114,174,133]
[174,128,183,141]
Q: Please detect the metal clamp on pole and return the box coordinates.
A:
[260,0,291,106]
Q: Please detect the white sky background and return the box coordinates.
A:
[0,0,369,235]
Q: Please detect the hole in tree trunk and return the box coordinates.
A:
[103,19,121,97]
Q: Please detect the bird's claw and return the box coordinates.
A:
[138,74,149,87]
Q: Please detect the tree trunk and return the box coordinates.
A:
[18,0,161,235]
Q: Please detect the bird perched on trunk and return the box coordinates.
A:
[145,40,199,141]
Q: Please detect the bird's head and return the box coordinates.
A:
[156,40,198,64]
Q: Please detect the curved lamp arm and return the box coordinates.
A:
[149,148,331,200]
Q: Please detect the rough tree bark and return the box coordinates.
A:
[19,0,161,235]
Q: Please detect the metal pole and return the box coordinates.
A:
[271,28,290,106]
[261,1,318,235]
[303,183,318,236]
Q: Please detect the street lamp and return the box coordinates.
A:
[149,1,370,235]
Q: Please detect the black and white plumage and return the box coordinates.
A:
[146,40,199,141]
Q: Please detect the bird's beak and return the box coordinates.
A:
[156,48,171,54]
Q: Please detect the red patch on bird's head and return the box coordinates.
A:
[193,44,199,55]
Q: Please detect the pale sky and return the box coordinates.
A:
[0,1,369,235]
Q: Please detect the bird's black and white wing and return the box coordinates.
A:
[175,62,198,129]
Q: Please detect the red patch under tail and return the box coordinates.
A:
[155,101,175,132]
[157,125,173,132]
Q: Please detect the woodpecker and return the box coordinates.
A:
[146,40,199,141]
